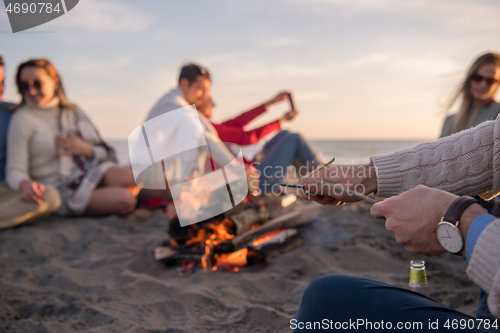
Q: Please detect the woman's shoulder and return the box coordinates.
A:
[443,113,455,122]
[487,100,500,113]
[439,114,456,138]
[442,114,456,128]
[478,101,500,120]
[10,105,36,122]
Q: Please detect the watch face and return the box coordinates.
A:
[436,222,463,253]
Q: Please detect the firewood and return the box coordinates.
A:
[214,203,323,254]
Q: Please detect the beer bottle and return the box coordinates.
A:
[409,260,429,297]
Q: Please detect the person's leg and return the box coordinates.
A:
[294,275,489,332]
[100,166,136,187]
[99,166,142,197]
[0,183,61,229]
[256,131,324,190]
[83,187,137,216]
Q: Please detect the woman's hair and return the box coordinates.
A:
[448,52,500,135]
[15,58,77,110]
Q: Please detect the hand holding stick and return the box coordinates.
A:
[306,157,335,179]
[280,183,378,204]
[297,162,378,205]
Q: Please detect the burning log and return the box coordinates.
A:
[228,204,269,234]
[249,228,303,261]
[167,217,192,245]
[213,203,320,254]
[156,196,326,272]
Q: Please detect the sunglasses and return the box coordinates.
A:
[470,73,499,86]
[19,79,44,92]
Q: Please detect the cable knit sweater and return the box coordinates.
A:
[370,115,500,318]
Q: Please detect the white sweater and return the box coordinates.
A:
[6,99,61,190]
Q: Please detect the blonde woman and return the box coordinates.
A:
[6,59,138,217]
[440,52,500,138]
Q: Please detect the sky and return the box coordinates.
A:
[1,0,500,140]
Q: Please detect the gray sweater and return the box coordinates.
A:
[371,115,500,318]
[440,101,500,138]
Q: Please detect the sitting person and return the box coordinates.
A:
[6,58,138,217]
[142,63,253,220]
[294,114,500,330]
[0,55,60,229]
[440,52,500,138]
[197,91,325,193]
[143,63,237,180]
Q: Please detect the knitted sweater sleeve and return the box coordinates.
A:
[370,116,500,200]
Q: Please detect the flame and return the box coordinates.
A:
[215,248,248,267]
[199,219,236,269]
[252,228,288,247]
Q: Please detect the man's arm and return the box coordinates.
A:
[299,115,500,204]
[370,185,485,256]
[372,117,499,198]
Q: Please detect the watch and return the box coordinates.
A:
[436,196,480,254]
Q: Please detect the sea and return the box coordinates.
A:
[109,139,427,166]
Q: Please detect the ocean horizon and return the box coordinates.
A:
[109,139,428,166]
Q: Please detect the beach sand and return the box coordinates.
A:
[0,202,479,332]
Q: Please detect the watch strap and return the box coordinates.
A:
[443,196,480,224]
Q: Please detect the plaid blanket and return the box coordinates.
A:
[56,108,117,216]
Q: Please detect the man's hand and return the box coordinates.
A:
[298,163,377,205]
[264,91,291,107]
[20,179,45,205]
[56,132,94,158]
[370,185,485,257]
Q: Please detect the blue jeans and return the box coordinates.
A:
[294,275,497,332]
[255,130,322,191]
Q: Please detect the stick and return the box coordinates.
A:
[307,157,336,179]
[279,183,378,205]
[352,192,378,204]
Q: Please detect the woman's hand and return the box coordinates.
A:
[280,109,299,122]
[20,179,45,204]
[264,91,291,107]
[56,132,94,158]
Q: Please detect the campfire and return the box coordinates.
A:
[155,194,319,273]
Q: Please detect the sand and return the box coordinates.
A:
[0,202,479,333]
